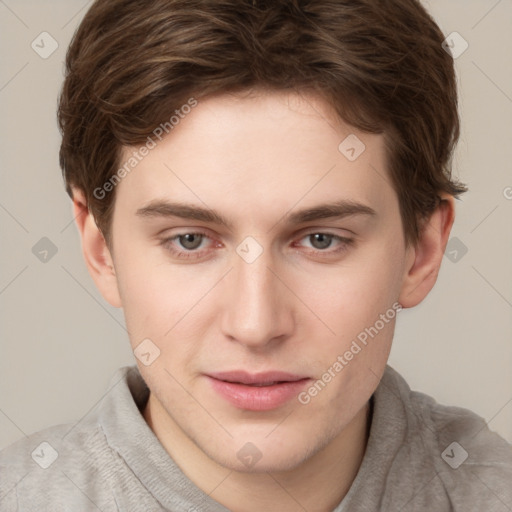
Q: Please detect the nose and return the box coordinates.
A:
[220,246,294,350]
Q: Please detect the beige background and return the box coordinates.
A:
[0,0,511,451]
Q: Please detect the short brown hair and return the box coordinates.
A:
[58,0,466,245]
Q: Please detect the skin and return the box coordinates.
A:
[73,89,454,512]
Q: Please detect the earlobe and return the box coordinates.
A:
[72,188,122,308]
[398,196,455,308]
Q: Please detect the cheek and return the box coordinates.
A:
[115,246,225,354]
[305,248,403,329]
[296,259,401,420]
[295,241,404,371]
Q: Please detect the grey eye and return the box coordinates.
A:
[178,233,204,250]
[309,233,334,250]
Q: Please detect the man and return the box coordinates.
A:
[1,0,511,510]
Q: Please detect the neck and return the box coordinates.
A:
[143,396,371,512]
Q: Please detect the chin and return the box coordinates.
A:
[196,430,326,474]
[223,450,310,474]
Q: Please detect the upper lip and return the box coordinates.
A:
[207,371,309,385]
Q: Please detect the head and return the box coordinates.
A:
[60,0,465,472]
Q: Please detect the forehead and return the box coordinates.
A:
[114,90,395,229]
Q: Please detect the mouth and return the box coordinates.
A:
[238,381,286,387]
[208,370,309,386]
[205,371,311,411]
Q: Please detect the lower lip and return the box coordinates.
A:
[207,377,311,411]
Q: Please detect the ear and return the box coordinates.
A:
[72,188,122,308]
[399,195,455,308]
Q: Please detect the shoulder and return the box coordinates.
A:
[382,366,512,509]
[0,421,120,511]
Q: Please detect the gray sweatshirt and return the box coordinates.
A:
[1,365,511,511]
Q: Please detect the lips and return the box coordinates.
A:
[208,370,306,385]
[206,371,311,411]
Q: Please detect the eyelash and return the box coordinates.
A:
[160,230,354,261]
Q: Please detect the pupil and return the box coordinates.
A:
[311,233,332,250]
[180,234,202,250]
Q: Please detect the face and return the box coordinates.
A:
[108,90,411,472]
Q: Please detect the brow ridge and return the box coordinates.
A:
[135,199,376,228]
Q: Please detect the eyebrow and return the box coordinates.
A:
[135,199,376,229]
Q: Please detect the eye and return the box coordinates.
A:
[295,232,353,254]
[160,230,353,261]
[160,230,215,260]
[305,233,335,250]
[176,233,205,250]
